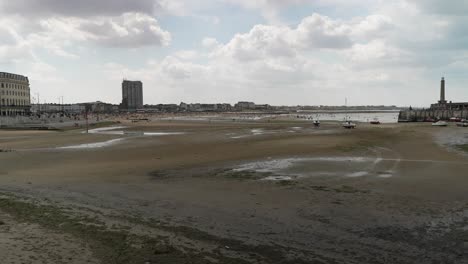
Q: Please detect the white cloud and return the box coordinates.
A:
[202,37,220,49]
[351,15,394,40]
[295,14,352,49]
[211,13,384,64]
[213,24,296,61]
[347,40,411,67]
[79,13,171,48]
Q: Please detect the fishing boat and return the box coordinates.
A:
[432,121,448,127]
[342,121,356,129]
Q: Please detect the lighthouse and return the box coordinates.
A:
[439,77,447,104]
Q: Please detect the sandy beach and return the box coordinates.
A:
[0,118,467,264]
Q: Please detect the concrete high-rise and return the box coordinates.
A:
[122,80,143,110]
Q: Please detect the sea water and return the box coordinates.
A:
[295,111,400,124]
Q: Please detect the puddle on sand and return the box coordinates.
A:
[378,174,393,178]
[87,126,185,136]
[57,138,125,149]
[261,176,294,181]
[231,128,281,139]
[347,171,369,177]
[234,156,399,181]
[231,135,250,139]
[87,126,127,133]
[434,130,468,157]
[377,170,395,178]
[58,126,185,150]
[251,129,264,135]
[135,132,185,136]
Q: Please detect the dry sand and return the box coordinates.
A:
[0,119,467,264]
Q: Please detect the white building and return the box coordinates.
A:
[0,72,31,116]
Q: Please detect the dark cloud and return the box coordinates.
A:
[0,0,157,17]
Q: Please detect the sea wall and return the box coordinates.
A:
[399,109,468,122]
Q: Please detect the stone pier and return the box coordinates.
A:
[399,109,468,122]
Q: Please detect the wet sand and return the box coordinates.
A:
[0,119,467,263]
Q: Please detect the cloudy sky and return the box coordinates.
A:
[1,0,467,106]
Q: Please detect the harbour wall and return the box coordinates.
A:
[399,109,468,122]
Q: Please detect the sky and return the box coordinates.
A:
[1,0,467,107]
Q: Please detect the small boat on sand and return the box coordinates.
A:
[342,121,356,129]
[370,118,381,125]
[456,120,468,127]
[432,121,448,127]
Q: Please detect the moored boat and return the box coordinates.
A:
[342,121,356,129]
[370,118,381,125]
[432,121,448,127]
[456,120,468,127]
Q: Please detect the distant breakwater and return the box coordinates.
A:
[399,109,468,122]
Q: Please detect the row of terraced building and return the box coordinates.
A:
[0,72,31,116]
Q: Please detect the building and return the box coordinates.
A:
[80,101,116,113]
[31,102,118,115]
[216,103,232,111]
[178,102,233,112]
[121,80,143,111]
[31,104,64,114]
[0,72,31,116]
[431,77,468,110]
[254,104,271,110]
[234,101,255,110]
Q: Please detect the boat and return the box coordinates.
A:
[456,120,468,127]
[313,120,320,127]
[449,117,462,122]
[342,97,356,129]
[342,121,356,129]
[370,118,381,125]
[432,121,448,127]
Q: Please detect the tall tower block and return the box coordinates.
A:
[439,77,446,104]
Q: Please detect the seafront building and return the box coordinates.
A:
[31,101,118,115]
[0,72,31,116]
[122,80,143,111]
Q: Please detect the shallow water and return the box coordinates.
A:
[347,171,369,177]
[58,126,185,150]
[57,138,125,150]
[295,111,400,124]
[234,156,397,180]
[87,126,127,134]
[87,126,184,137]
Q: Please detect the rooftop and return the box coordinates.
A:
[0,72,29,82]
